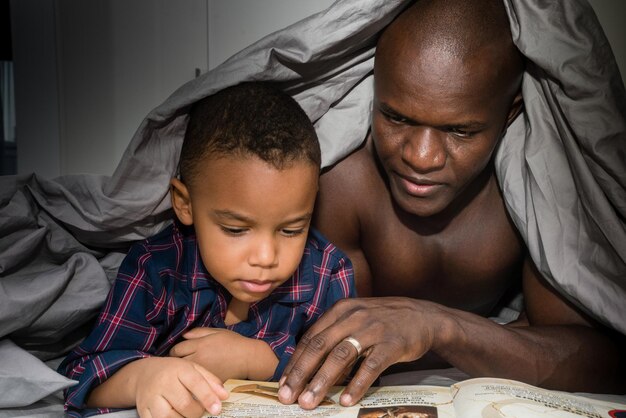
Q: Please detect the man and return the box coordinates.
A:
[277,0,625,409]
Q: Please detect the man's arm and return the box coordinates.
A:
[277,256,625,409]
[279,140,624,408]
[443,256,625,391]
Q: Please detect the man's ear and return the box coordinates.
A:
[505,91,524,128]
[170,178,193,225]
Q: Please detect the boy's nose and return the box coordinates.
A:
[401,127,446,174]
[249,238,279,268]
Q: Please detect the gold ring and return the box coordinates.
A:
[342,336,363,356]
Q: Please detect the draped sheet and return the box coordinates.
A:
[0,0,624,409]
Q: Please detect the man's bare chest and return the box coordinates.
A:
[360,199,524,315]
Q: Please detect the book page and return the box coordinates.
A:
[204,379,457,418]
[451,377,626,418]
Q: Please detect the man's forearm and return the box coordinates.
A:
[433,306,625,393]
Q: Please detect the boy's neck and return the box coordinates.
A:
[224,298,250,325]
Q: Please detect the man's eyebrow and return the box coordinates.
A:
[438,122,487,131]
[378,102,411,119]
[377,102,487,130]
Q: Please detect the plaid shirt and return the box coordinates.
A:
[58,222,354,416]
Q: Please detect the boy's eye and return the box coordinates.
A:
[220,226,247,235]
[281,228,305,237]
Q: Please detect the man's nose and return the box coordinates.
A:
[248,236,279,268]
[401,127,446,173]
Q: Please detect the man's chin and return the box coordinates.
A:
[392,191,446,219]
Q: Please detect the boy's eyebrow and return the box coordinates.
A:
[213,210,313,224]
[282,213,313,224]
[213,210,254,223]
[377,101,487,130]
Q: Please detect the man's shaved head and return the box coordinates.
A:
[377,0,524,103]
[392,0,514,59]
[371,0,525,219]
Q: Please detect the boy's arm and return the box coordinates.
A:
[58,243,167,411]
[170,328,279,381]
[86,356,227,417]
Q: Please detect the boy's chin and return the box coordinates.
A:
[229,287,274,304]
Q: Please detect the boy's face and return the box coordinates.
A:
[171,155,318,304]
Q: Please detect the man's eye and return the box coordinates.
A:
[220,226,247,235]
[382,110,407,124]
[281,228,305,237]
[449,129,473,138]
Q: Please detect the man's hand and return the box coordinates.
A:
[278,262,626,409]
[277,297,446,409]
[170,327,279,381]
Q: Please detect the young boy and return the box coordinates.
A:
[59,82,355,417]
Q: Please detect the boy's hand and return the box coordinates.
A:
[169,328,251,379]
[134,357,228,418]
[170,327,278,381]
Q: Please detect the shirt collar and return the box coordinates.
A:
[267,255,316,304]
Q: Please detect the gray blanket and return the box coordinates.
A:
[0,0,624,410]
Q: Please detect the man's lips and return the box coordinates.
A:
[239,280,273,293]
[396,173,444,197]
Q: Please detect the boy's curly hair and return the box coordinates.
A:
[179,82,320,187]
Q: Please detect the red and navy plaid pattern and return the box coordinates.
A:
[58,222,354,416]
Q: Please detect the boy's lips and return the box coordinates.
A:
[239,279,273,293]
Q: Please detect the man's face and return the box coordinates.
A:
[372,41,518,218]
[186,156,318,304]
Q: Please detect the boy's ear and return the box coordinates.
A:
[506,91,524,127]
[170,178,193,226]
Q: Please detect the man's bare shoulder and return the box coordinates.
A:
[314,138,385,294]
[314,138,384,256]
[319,139,383,204]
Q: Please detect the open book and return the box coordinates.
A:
[204,377,626,418]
